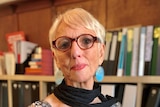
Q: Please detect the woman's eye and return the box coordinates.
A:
[57,40,70,49]
[82,38,92,45]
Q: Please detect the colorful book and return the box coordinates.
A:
[156,33,160,75]
[117,28,127,76]
[150,26,160,75]
[125,28,133,76]
[6,31,25,52]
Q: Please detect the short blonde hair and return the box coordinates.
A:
[49,8,105,50]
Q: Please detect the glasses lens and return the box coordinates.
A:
[78,35,95,49]
[55,37,71,51]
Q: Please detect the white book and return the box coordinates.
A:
[104,32,112,61]
[145,25,154,62]
[0,55,5,75]
[4,52,15,75]
[131,27,140,76]
[19,41,38,63]
[109,32,118,61]
[122,84,137,107]
[101,84,116,97]
[138,27,146,76]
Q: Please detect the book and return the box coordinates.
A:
[105,31,118,75]
[144,25,154,75]
[5,31,25,52]
[150,26,160,75]
[145,87,160,107]
[47,82,56,95]
[4,52,15,75]
[117,28,127,76]
[131,27,141,76]
[25,47,53,75]
[122,84,137,107]
[156,32,160,75]
[18,40,38,64]
[102,32,112,75]
[0,52,5,75]
[125,28,133,76]
[31,82,39,102]
[12,81,19,107]
[101,84,116,97]
[24,82,32,107]
[115,84,125,103]
[138,27,146,76]
[2,82,8,107]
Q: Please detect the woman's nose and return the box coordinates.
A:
[70,41,82,59]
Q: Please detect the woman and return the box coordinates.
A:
[30,8,121,107]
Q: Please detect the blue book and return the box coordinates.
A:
[117,28,127,76]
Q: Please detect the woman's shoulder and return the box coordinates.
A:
[29,94,70,107]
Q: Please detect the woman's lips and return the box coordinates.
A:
[71,64,86,71]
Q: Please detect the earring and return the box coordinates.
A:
[95,66,104,82]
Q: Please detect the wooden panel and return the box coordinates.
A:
[107,0,160,29]
[16,0,53,13]
[55,0,106,28]
[18,8,52,49]
[0,14,18,51]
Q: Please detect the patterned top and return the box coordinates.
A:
[29,100,121,107]
[29,101,51,107]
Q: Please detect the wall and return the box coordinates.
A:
[0,0,160,51]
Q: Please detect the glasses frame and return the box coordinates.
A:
[52,34,100,52]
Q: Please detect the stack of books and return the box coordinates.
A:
[25,47,53,75]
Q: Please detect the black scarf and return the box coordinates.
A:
[53,80,118,107]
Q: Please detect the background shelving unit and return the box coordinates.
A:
[1,75,160,107]
[1,0,160,107]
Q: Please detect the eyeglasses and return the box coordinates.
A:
[52,34,100,52]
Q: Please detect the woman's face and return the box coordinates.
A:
[53,22,105,83]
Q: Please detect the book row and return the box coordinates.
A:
[0,81,56,107]
[102,25,160,76]
[0,31,54,76]
[101,83,160,107]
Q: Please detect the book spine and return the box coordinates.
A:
[125,28,133,76]
[150,26,160,75]
[117,28,127,76]
[131,27,140,76]
[138,27,146,76]
[144,25,154,75]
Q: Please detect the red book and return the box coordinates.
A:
[6,31,25,52]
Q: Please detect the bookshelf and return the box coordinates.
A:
[1,75,160,107]
[0,0,160,107]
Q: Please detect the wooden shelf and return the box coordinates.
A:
[0,75,55,82]
[0,75,160,107]
[1,75,160,83]
[102,76,160,84]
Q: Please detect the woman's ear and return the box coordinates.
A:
[99,44,105,65]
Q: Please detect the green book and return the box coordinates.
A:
[126,28,133,76]
[150,26,160,75]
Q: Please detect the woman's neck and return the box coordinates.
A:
[65,78,94,90]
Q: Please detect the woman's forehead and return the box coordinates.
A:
[55,22,96,38]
